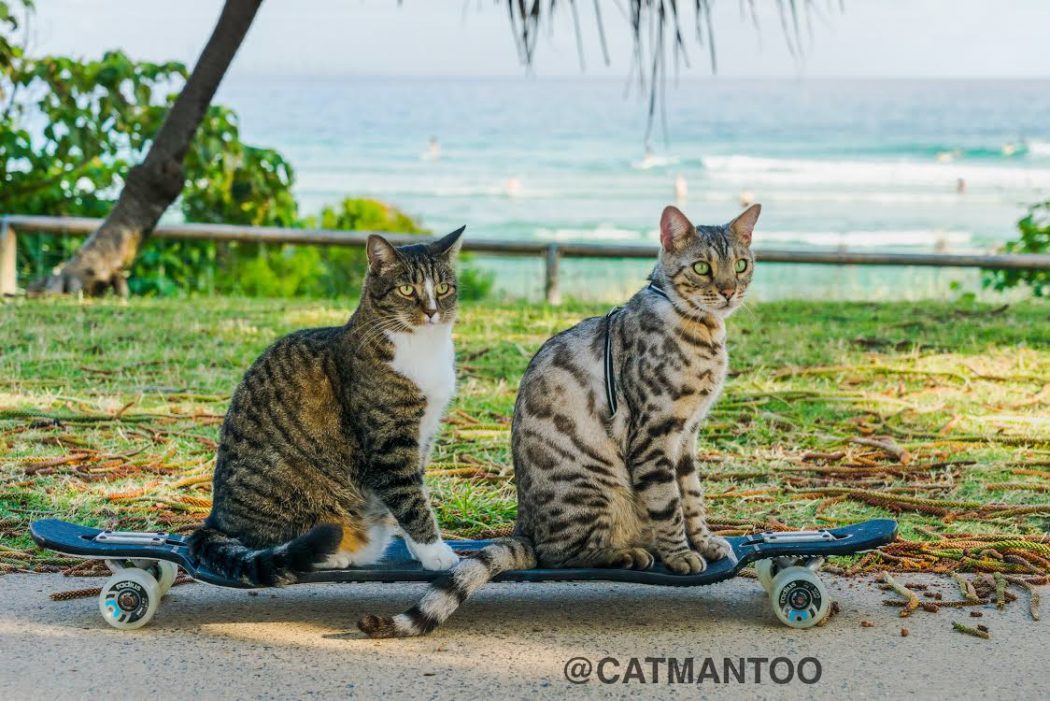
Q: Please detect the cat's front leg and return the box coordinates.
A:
[676,452,732,563]
[629,439,704,574]
[367,438,458,571]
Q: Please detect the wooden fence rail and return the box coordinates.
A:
[4,214,1050,303]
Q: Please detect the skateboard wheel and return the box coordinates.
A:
[770,567,831,629]
[98,568,160,630]
[755,559,777,592]
[151,561,179,595]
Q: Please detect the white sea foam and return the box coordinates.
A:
[1027,140,1050,158]
[757,229,974,249]
[753,191,1002,205]
[699,154,1050,190]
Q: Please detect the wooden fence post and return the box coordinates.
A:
[544,244,561,305]
[0,217,16,296]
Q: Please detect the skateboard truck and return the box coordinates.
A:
[93,530,168,546]
[752,529,836,544]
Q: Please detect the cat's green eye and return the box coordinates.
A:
[735,259,748,274]
[692,261,711,276]
[397,284,415,297]
[436,282,451,296]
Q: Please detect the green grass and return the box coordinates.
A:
[2,295,1049,574]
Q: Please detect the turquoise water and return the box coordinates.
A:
[214,77,1050,301]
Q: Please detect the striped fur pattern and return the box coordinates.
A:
[189,227,466,585]
[358,537,536,637]
[358,205,760,637]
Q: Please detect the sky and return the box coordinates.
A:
[24,1,1050,80]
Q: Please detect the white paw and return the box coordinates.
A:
[407,539,459,571]
[316,552,353,570]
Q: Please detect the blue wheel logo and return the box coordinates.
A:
[103,581,150,623]
[779,579,822,622]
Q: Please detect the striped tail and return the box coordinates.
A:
[187,523,342,586]
[358,536,536,638]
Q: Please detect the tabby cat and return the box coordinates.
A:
[359,204,760,637]
[188,227,467,584]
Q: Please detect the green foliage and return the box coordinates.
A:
[983,202,1050,297]
[456,263,496,301]
[181,106,298,228]
[2,50,184,217]
[0,1,31,91]
[0,7,486,300]
[307,197,428,235]
[227,245,325,298]
[2,40,188,280]
[128,105,302,296]
[282,197,429,296]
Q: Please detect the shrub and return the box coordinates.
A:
[983,202,1050,297]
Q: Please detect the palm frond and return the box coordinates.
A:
[503,1,842,140]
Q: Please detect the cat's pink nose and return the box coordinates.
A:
[719,288,735,300]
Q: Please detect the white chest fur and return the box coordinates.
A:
[386,324,456,454]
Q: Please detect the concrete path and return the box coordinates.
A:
[0,572,1044,700]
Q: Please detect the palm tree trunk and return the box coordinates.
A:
[33,0,263,296]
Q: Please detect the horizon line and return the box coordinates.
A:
[223,72,1050,83]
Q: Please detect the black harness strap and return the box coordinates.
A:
[604,282,671,417]
[603,306,621,416]
[647,281,671,302]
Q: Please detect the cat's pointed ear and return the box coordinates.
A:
[729,204,761,246]
[366,235,399,273]
[660,205,695,253]
[430,225,465,259]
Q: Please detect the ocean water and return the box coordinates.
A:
[214,77,1050,301]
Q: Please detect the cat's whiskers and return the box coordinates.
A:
[679,299,717,328]
[735,298,756,319]
[348,318,392,352]
[352,317,407,353]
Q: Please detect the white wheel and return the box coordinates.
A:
[98,568,160,630]
[151,561,179,595]
[756,559,777,592]
[770,566,831,629]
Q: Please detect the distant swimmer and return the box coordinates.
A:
[956,177,967,194]
[504,177,522,198]
[674,174,688,201]
[422,136,441,161]
[739,190,755,207]
[1002,142,1018,157]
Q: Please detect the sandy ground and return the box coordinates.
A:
[0,572,1044,700]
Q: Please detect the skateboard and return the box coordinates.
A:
[30,517,896,631]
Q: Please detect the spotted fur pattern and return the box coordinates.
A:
[358,205,760,637]
[189,227,466,585]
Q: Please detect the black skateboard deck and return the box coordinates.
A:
[31,518,897,589]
